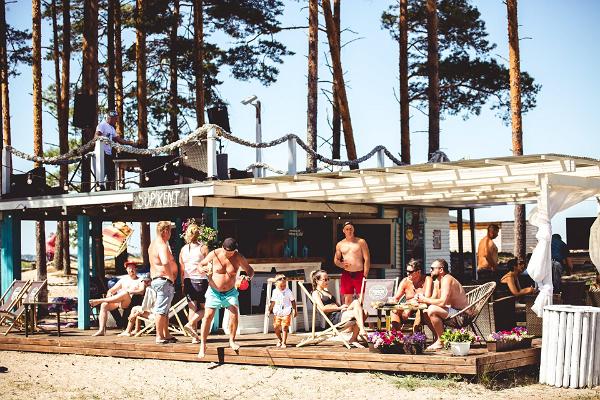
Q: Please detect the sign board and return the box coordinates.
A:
[432,229,442,250]
[133,188,188,209]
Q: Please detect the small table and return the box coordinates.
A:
[372,302,427,333]
[24,301,64,337]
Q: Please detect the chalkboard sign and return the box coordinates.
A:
[335,221,392,266]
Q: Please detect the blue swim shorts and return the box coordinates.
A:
[205,286,239,309]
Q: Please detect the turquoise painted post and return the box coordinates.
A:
[283,211,298,256]
[204,207,218,230]
[1,213,21,295]
[77,215,90,329]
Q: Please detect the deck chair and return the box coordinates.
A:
[359,277,399,324]
[443,281,496,337]
[296,282,357,349]
[0,280,32,326]
[1,280,46,335]
[134,297,188,337]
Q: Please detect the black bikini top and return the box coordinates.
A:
[317,290,337,306]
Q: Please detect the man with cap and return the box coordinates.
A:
[334,222,371,305]
[95,110,136,189]
[197,237,255,358]
[89,260,145,336]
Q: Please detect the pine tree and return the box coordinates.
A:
[306,0,318,170]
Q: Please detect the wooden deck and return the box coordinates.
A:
[0,330,540,376]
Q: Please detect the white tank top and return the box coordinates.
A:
[180,242,207,280]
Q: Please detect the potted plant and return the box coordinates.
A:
[367,330,404,354]
[402,332,426,354]
[181,218,219,249]
[440,328,479,356]
[486,327,534,352]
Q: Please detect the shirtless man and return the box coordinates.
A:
[390,259,434,327]
[90,261,145,336]
[148,221,179,344]
[416,259,468,351]
[477,224,499,282]
[334,222,371,305]
[197,238,254,358]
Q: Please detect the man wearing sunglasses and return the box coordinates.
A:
[415,259,468,351]
[390,259,434,328]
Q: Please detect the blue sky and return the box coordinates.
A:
[5,0,600,254]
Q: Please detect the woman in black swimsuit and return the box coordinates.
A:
[310,269,367,345]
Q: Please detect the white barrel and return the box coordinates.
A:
[540,305,600,388]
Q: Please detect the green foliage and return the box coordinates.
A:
[5,25,32,76]
[381,0,540,122]
[440,328,478,348]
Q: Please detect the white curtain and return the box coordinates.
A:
[526,187,597,317]
[589,210,600,273]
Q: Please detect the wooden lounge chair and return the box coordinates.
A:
[1,280,46,335]
[134,297,188,337]
[443,281,496,336]
[359,277,399,324]
[296,282,357,349]
[0,280,32,327]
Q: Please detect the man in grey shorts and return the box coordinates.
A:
[148,221,179,344]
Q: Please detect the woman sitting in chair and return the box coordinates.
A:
[499,259,535,299]
[311,270,367,345]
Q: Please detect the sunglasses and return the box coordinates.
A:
[406,269,416,275]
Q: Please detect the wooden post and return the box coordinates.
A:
[0,213,21,294]
[287,137,296,175]
[77,214,90,329]
[469,208,477,281]
[90,218,104,278]
[172,217,183,285]
[206,126,217,178]
[283,211,297,257]
[94,139,104,188]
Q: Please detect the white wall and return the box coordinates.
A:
[424,208,450,272]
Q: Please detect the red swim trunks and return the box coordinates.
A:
[340,270,364,296]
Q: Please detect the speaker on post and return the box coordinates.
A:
[207,106,231,133]
[73,93,96,128]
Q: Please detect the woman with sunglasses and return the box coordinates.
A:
[310,269,367,346]
[390,259,435,327]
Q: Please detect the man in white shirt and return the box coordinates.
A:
[95,110,135,189]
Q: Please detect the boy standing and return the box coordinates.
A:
[269,274,297,348]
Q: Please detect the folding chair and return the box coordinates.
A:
[0,280,32,326]
[1,280,46,335]
[358,277,399,324]
[296,282,356,349]
[134,297,188,337]
[443,281,496,337]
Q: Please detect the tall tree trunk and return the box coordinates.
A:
[507,0,526,263]
[193,0,205,127]
[60,0,71,275]
[168,0,179,146]
[331,0,341,160]
[33,0,47,301]
[306,0,318,170]
[114,0,124,136]
[321,0,357,169]
[107,0,115,110]
[81,0,98,192]
[426,0,440,159]
[0,0,9,147]
[399,0,410,164]
[136,0,148,148]
[136,0,149,264]
[50,0,64,271]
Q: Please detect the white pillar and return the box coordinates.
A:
[377,148,385,168]
[1,146,11,195]
[94,140,105,188]
[206,126,218,178]
[287,137,296,175]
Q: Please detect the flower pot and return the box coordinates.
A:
[486,337,532,352]
[368,342,403,354]
[449,341,471,356]
[403,343,424,355]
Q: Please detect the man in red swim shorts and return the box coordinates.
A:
[334,222,371,305]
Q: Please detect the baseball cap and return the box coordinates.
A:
[107,110,118,118]
[222,237,238,251]
[124,261,137,269]
[343,221,354,227]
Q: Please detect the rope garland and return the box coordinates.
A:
[5,124,407,171]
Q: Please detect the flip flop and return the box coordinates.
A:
[155,339,168,345]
